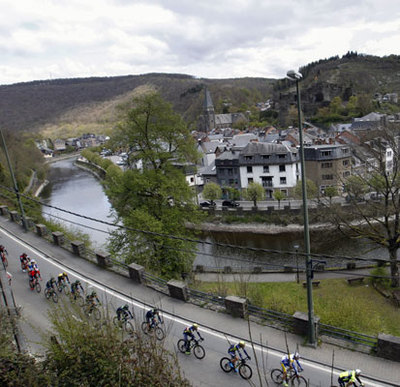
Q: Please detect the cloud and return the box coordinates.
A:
[0,0,399,84]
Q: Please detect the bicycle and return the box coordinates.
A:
[113,313,135,334]
[177,337,206,359]
[29,276,41,293]
[69,289,85,306]
[57,280,70,295]
[84,301,101,320]
[141,319,165,341]
[220,356,252,380]
[44,287,59,303]
[270,367,308,386]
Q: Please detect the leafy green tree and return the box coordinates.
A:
[324,186,338,205]
[106,92,202,278]
[273,190,285,209]
[244,182,265,207]
[330,96,343,115]
[202,182,222,203]
[225,186,240,200]
[293,179,317,199]
[344,175,368,200]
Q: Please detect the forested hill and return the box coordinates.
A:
[0,73,275,134]
[1,53,400,136]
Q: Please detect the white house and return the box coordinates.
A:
[238,142,300,198]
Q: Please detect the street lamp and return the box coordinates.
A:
[293,243,300,284]
[286,70,316,346]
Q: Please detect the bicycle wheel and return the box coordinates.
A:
[63,286,70,296]
[45,289,51,299]
[51,291,59,303]
[239,363,252,380]
[113,316,121,327]
[220,357,233,373]
[124,321,134,334]
[155,326,165,341]
[271,368,284,384]
[177,339,187,354]
[35,282,41,293]
[141,322,149,335]
[290,375,308,386]
[193,344,206,360]
[77,295,85,307]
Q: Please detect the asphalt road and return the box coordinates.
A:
[1,223,397,387]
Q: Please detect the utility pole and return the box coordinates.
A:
[0,129,28,231]
[286,70,316,346]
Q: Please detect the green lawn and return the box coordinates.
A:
[194,279,400,336]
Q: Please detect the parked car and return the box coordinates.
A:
[200,200,216,208]
[222,200,240,207]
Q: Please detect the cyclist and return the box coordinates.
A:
[45,277,57,292]
[71,280,84,300]
[20,253,30,271]
[28,258,40,273]
[338,369,364,387]
[86,290,100,314]
[57,272,70,287]
[146,308,162,330]
[0,244,8,264]
[28,264,41,289]
[183,323,203,354]
[228,341,250,371]
[280,352,303,387]
[116,304,133,321]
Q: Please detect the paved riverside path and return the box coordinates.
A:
[1,216,399,387]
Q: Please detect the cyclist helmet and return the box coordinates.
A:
[192,323,199,330]
[239,341,245,348]
[153,308,159,313]
[31,259,36,263]
[51,276,55,281]
[123,304,129,310]
[355,369,361,376]
[63,272,67,276]
[76,280,81,285]
[92,291,97,297]
[294,352,300,360]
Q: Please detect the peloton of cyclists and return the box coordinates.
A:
[228,341,250,371]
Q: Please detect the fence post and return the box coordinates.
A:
[0,205,9,216]
[96,252,112,268]
[167,280,189,301]
[36,224,47,237]
[52,231,65,246]
[71,241,85,257]
[128,263,145,284]
[293,311,320,339]
[225,296,248,318]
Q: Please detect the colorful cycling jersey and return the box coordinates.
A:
[228,343,249,359]
[281,354,303,373]
[338,370,362,384]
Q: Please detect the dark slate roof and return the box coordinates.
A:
[240,142,291,156]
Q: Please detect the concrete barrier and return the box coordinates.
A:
[96,252,112,268]
[71,241,85,257]
[225,296,248,318]
[9,210,19,222]
[128,263,145,283]
[377,333,400,361]
[167,280,189,301]
[52,231,65,246]
[0,205,9,216]
[35,224,47,237]
[292,311,320,338]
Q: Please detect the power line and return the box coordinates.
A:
[0,184,396,264]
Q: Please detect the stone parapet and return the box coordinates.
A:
[52,231,65,246]
[225,296,248,318]
[128,263,145,283]
[36,224,47,237]
[377,333,400,361]
[9,210,19,222]
[0,205,9,216]
[292,311,320,338]
[96,252,112,268]
[71,241,85,257]
[167,280,189,301]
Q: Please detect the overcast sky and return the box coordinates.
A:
[1,0,399,85]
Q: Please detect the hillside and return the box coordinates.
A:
[1,53,400,138]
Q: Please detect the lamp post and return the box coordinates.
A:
[286,70,316,346]
[293,243,300,284]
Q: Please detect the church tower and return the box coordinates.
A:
[203,87,215,133]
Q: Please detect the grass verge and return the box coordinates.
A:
[194,278,400,336]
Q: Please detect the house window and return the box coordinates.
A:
[321,162,332,168]
[342,148,349,154]
[229,179,235,185]
[321,150,332,157]
[342,160,349,167]
[280,189,287,196]
[248,178,253,184]
[322,174,334,180]
[261,176,273,187]
[279,164,286,172]
[280,177,287,185]
[247,166,253,173]
[190,177,194,183]
[387,151,392,157]
[343,171,350,177]
[263,166,269,173]
[278,154,286,159]
[245,156,253,161]
[228,168,233,175]
[262,155,270,160]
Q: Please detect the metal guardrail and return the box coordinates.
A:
[319,322,378,349]
[142,272,168,289]
[248,304,295,330]
[189,288,225,306]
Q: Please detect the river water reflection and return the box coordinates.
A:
[43,158,387,268]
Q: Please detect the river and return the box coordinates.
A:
[42,157,388,269]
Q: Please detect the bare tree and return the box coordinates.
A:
[331,125,400,287]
